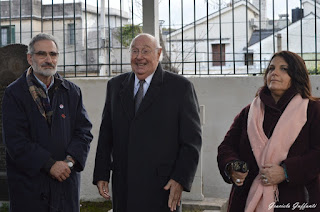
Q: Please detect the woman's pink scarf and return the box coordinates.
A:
[245,94,308,212]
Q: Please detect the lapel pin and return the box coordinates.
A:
[59,104,64,109]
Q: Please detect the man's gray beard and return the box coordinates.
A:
[33,66,57,77]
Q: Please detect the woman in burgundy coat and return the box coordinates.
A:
[217,51,320,212]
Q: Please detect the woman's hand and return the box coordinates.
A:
[260,164,286,186]
[230,170,249,186]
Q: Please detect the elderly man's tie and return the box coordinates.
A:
[135,80,145,113]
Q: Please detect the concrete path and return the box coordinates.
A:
[107,198,228,212]
[182,197,227,211]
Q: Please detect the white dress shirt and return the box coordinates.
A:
[134,72,155,98]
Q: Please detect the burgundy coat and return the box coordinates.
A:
[217,86,320,212]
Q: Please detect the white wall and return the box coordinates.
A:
[249,14,320,70]
[303,0,320,16]
[69,74,320,201]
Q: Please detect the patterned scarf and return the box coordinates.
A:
[26,67,53,125]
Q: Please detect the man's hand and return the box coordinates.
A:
[97,181,110,200]
[49,161,71,182]
[164,179,183,211]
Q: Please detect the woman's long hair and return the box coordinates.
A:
[262,50,318,101]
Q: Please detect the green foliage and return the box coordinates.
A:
[80,201,112,212]
[308,67,319,75]
[161,27,177,33]
[0,202,9,212]
[0,201,113,212]
[114,24,142,47]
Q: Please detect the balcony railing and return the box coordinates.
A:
[0,0,319,77]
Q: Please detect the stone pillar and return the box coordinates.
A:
[0,44,30,201]
[142,0,159,42]
[277,33,282,52]
[182,105,205,201]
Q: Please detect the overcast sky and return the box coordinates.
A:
[158,0,301,28]
[40,0,302,28]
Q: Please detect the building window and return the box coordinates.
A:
[68,23,75,45]
[1,25,15,47]
[212,44,225,66]
[245,53,254,66]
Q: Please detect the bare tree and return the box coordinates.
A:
[159,31,180,73]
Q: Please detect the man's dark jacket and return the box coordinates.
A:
[2,70,93,212]
[93,64,202,212]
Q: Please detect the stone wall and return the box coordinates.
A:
[68,75,320,200]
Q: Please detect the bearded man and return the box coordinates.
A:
[2,33,93,212]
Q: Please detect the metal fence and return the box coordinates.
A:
[0,0,319,77]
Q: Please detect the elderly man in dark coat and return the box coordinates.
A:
[2,33,93,211]
[93,33,202,212]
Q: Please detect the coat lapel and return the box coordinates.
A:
[135,63,163,117]
[119,72,135,120]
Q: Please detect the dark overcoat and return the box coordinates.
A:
[217,86,320,212]
[93,64,202,212]
[2,70,93,212]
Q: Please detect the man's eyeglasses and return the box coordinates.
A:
[130,48,158,57]
[33,51,59,59]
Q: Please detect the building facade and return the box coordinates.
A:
[166,0,259,74]
[0,0,130,74]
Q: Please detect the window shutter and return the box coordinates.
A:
[10,26,15,44]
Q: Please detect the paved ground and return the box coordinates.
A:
[2,198,228,212]
[183,197,228,212]
[203,211,221,212]
[106,197,228,212]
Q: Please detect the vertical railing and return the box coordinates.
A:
[108,0,111,76]
[286,0,289,50]
[96,0,99,74]
[0,1,2,45]
[30,0,33,38]
[181,0,184,74]
[41,0,43,33]
[193,0,197,74]
[259,0,262,73]
[63,0,66,76]
[272,0,275,53]
[169,0,172,71]
[51,0,54,35]
[85,0,88,76]
[219,0,222,74]
[315,0,318,72]
[131,0,134,39]
[206,0,209,74]
[120,0,123,74]
[73,0,77,77]
[300,0,303,57]
[9,0,11,44]
[20,0,22,41]
[232,0,235,74]
[245,0,249,73]
[0,0,318,76]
